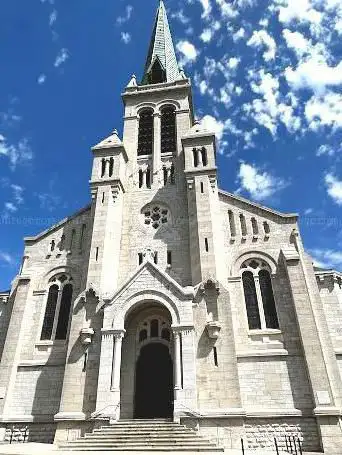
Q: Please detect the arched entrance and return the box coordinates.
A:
[135,343,173,418]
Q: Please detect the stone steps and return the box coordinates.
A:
[58,420,224,452]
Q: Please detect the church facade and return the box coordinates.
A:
[0,2,342,452]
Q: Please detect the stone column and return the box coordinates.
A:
[111,331,125,392]
[173,330,182,394]
[172,326,197,415]
[95,330,115,414]
[0,277,31,423]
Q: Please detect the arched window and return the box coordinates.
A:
[70,229,76,251]
[109,157,114,177]
[161,328,170,341]
[259,270,279,329]
[201,147,208,166]
[41,285,59,340]
[137,317,172,344]
[40,275,74,341]
[79,224,86,250]
[228,210,236,237]
[193,148,198,167]
[55,283,73,340]
[101,158,106,177]
[161,106,176,154]
[241,260,279,331]
[242,271,261,330]
[251,218,259,236]
[263,221,270,235]
[240,214,247,236]
[138,110,154,156]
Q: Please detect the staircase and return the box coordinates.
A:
[58,419,224,452]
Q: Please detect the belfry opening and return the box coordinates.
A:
[120,302,174,419]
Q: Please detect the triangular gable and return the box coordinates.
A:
[106,260,195,307]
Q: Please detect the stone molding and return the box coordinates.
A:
[54,412,86,422]
[313,406,341,417]
[236,349,289,358]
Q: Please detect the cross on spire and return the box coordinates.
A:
[142,0,181,85]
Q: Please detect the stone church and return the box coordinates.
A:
[0,1,342,452]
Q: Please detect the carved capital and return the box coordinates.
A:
[206,321,221,340]
[80,328,95,346]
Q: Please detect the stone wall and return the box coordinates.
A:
[8,365,64,417]
[0,294,11,361]
[4,423,57,444]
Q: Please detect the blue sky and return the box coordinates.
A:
[0,0,341,290]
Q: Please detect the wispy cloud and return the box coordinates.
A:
[310,248,342,270]
[49,9,57,26]
[37,74,46,85]
[54,48,69,68]
[236,162,288,201]
[0,135,33,170]
[121,32,131,44]
[325,173,342,205]
[116,5,133,26]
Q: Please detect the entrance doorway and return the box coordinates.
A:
[134,343,174,419]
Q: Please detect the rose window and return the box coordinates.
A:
[144,206,169,229]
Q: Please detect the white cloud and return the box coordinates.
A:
[37,74,46,85]
[278,0,322,26]
[199,0,212,18]
[49,9,57,26]
[316,144,341,156]
[310,248,342,269]
[0,135,33,170]
[121,32,131,44]
[237,162,288,201]
[216,0,238,18]
[285,58,342,94]
[233,27,246,42]
[247,30,276,61]
[116,5,133,26]
[11,184,24,205]
[228,57,240,69]
[282,29,312,58]
[4,202,17,213]
[201,115,225,140]
[54,48,69,68]
[200,29,213,43]
[305,92,342,130]
[176,41,198,66]
[325,173,342,205]
[171,10,190,25]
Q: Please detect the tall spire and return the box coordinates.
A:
[142,0,181,85]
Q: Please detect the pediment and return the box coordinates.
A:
[106,260,195,307]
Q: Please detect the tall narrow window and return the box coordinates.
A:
[263,221,270,235]
[170,164,175,184]
[161,106,176,154]
[101,158,106,177]
[167,251,172,267]
[259,270,279,329]
[146,168,151,188]
[240,214,247,236]
[201,147,208,166]
[55,284,73,340]
[163,167,168,186]
[138,253,143,265]
[205,238,209,252]
[251,218,259,236]
[154,252,158,264]
[139,169,143,188]
[228,210,236,237]
[109,157,114,177]
[200,182,204,194]
[41,285,59,340]
[193,148,198,167]
[138,110,154,156]
[59,234,66,251]
[213,346,218,367]
[242,271,261,330]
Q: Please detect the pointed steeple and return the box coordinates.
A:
[142,0,181,85]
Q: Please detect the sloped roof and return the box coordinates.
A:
[142,1,180,84]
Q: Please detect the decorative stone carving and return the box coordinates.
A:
[80,328,95,346]
[206,321,221,340]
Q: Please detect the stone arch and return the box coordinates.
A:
[157,100,181,112]
[136,103,157,116]
[111,290,181,330]
[38,265,81,291]
[231,250,278,277]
